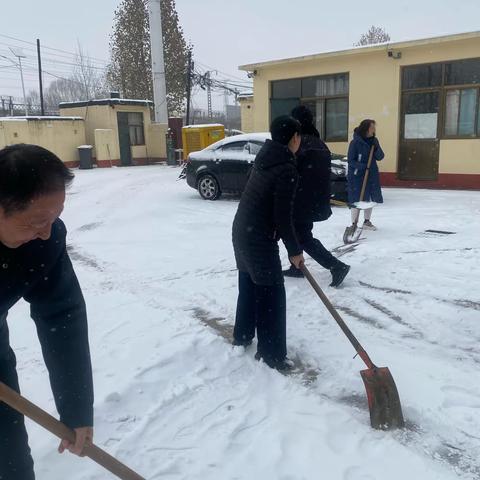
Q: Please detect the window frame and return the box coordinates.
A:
[127,112,145,146]
[401,59,480,140]
[270,73,349,142]
[442,85,480,139]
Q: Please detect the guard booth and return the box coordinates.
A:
[182,124,225,159]
[59,97,167,167]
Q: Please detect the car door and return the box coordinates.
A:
[235,141,263,191]
[213,141,248,192]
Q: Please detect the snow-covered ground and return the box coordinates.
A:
[7,165,480,480]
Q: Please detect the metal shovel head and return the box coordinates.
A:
[360,366,405,430]
[343,224,359,244]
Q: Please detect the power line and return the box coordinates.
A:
[0,34,108,65]
[195,60,251,83]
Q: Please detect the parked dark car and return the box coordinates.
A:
[183,133,348,201]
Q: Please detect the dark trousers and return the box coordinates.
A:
[0,348,35,480]
[233,271,287,365]
[296,222,338,270]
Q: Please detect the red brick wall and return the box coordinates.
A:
[381,172,480,190]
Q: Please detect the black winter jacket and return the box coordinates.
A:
[232,140,301,285]
[0,219,93,428]
[294,134,332,223]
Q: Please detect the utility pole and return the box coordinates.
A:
[37,39,45,116]
[224,90,229,114]
[185,50,193,125]
[9,47,28,116]
[148,0,168,123]
[206,71,212,119]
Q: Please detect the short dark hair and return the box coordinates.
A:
[0,144,74,216]
[270,115,301,146]
[291,105,320,137]
[355,119,376,138]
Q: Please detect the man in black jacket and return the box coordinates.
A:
[0,144,94,480]
[232,116,304,370]
[283,106,350,287]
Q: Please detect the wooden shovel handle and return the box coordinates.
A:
[359,145,375,203]
[0,381,145,480]
[300,265,376,370]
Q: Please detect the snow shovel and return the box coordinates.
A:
[300,265,405,430]
[0,381,145,480]
[343,145,376,244]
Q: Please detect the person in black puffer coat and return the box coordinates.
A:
[0,145,93,480]
[232,116,304,371]
[283,106,350,287]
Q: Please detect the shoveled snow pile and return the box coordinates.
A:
[7,165,480,480]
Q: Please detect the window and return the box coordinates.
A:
[445,59,480,86]
[271,79,301,99]
[302,74,349,97]
[404,92,439,139]
[326,98,348,141]
[401,58,480,138]
[402,64,442,90]
[445,88,479,137]
[248,141,263,155]
[128,113,145,145]
[219,141,247,152]
[270,98,301,121]
[271,73,349,142]
[478,101,480,136]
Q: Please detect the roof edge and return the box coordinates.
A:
[59,98,153,109]
[239,30,480,71]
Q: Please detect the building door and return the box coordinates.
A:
[117,112,132,166]
[399,91,440,181]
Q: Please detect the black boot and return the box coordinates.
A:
[232,338,253,348]
[283,265,304,278]
[255,352,294,371]
[330,262,350,287]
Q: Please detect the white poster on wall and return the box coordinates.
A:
[404,113,438,139]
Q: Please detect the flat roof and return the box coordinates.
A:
[59,98,153,109]
[239,30,480,70]
[0,116,83,121]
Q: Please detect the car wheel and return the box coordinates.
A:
[198,174,221,200]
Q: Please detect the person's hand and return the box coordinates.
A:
[58,427,93,457]
[289,254,305,269]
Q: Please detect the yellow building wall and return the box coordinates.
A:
[250,36,480,176]
[239,97,255,133]
[60,105,110,154]
[61,104,166,161]
[0,118,86,165]
[147,123,168,159]
[440,140,480,174]
[94,129,117,163]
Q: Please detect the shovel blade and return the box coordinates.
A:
[343,225,360,244]
[360,366,405,430]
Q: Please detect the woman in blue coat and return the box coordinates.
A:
[347,119,384,230]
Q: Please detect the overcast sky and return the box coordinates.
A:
[0,0,479,110]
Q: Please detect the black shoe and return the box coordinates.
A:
[330,262,351,287]
[283,265,304,278]
[232,338,252,347]
[255,352,294,371]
